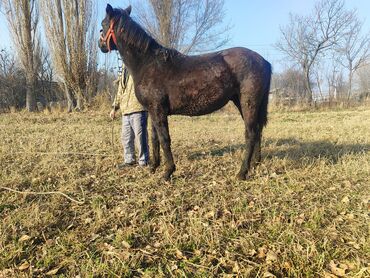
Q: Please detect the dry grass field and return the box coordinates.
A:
[0,107,369,277]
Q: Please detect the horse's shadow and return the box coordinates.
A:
[188,144,244,160]
[188,137,369,164]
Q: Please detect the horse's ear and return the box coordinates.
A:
[125,5,132,15]
[106,4,114,17]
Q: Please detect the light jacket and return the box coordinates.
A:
[112,66,145,115]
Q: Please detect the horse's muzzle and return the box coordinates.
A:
[98,38,109,53]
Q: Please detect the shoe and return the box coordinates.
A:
[116,162,136,170]
[138,162,149,167]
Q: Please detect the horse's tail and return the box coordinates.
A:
[258,61,272,128]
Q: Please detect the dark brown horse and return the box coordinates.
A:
[99,4,272,181]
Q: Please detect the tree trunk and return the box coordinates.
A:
[64,82,74,113]
[76,94,83,111]
[26,73,37,112]
[347,71,353,102]
[75,87,84,111]
[304,69,313,104]
[315,73,324,101]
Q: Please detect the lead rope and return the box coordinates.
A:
[111,118,116,168]
[110,52,123,168]
[0,186,85,205]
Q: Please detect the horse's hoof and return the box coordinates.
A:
[162,174,171,182]
[236,173,247,181]
[162,166,175,181]
[149,163,159,174]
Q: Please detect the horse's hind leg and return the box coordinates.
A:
[252,125,262,164]
[232,94,261,168]
[237,121,260,180]
[237,92,264,180]
[150,120,160,173]
[151,114,176,181]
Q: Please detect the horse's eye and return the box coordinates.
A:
[100,29,103,33]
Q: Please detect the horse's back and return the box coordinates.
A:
[184,47,271,86]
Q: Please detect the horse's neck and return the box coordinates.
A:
[119,44,158,77]
[119,49,140,73]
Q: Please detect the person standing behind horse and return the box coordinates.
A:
[110,64,149,168]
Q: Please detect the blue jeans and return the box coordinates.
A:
[121,111,149,166]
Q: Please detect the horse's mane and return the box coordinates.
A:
[115,8,182,61]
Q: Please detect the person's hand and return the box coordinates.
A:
[110,109,116,120]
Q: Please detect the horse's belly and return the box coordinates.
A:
[169,86,233,116]
[170,99,229,116]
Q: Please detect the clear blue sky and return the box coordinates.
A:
[1,0,369,73]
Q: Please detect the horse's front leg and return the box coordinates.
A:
[150,120,160,173]
[151,114,175,181]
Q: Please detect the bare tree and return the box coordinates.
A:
[0,48,17,109]
[357,64,370,101]
[324,57,346,101]
[272,68,307,104]
[336,17,370,101]
[40,0,98,112]
[133,0,230,53]
[0,49,16,77]
[1,0,41,111]
[0,48,31,110]
[313,67,324,101]
[275,0,356,103]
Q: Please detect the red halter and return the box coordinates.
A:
[100,18,120,52]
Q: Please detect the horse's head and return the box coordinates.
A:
[98,4,132,53]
